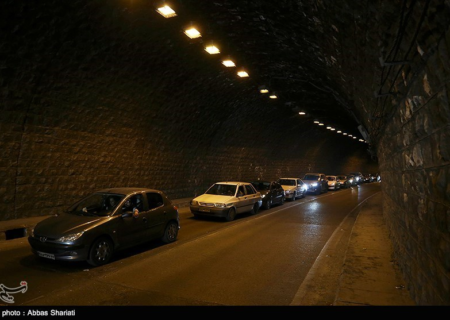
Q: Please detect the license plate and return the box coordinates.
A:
[199,207,210,212]
[37,251,55,260]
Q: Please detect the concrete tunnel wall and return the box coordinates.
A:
[4,0,450,306]
[0,0,377,220]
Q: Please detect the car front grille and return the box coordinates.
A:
[198,202,215,207]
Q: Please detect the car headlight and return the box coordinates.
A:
[214,203,232,208]
[190,200,198,206]
[311,182,318,187]
[261,194,266,198]
[285,190,290,195]
[57,232,84,243]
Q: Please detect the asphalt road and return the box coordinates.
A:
[0,183,380,307]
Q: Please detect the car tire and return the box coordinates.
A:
[280,196,285,205]
[161,221,178,243]
[225,207,236,222]
[264,199,271,210]
[87,237,114,267]
[250,203,260,215]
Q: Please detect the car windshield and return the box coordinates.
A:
[252,182,270,191]
[338,176,346,180]
[205,184,237,196]
[327,176,336,181]
[303,175,319,180]
[279,179,295,186]
[67,193,125,217]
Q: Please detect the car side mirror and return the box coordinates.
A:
[121,211,133,218]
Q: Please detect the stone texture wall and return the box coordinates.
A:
[308,0,450,305]
[0,0,377,220]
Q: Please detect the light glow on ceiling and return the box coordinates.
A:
[205,45,220,54]
[156,5,177,18]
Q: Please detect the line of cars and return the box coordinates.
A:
[28,171,375,267]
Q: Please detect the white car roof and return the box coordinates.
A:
[215,181,251,185]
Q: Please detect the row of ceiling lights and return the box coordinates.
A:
[156,3,367,143]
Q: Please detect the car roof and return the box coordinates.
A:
[279,177,300,180]
[96,187,163,195]
[215,181,252,185]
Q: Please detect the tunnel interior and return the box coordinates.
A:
[1,0,449,305]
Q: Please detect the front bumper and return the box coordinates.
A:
[28,236,89,262]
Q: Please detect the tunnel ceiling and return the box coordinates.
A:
[154,0,366,139]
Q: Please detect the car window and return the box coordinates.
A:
[303,175,319,180]
[206,184,237,196]
[279,179,295,186]
[68,193,125,217]
[245,185,256,195]
[146,192,163,210]
[237,186,245,196]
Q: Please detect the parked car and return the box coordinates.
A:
[278,177,307,201]
[28,187,180,267]
[302,173,328,194]
[347,174,357,186]
[326,175,341,190]
[190,181,262,222]
[337,175,351,188]
[349,172,364,184]
[251,180,285,209]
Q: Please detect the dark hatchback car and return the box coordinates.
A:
[28,187,180,267]
[251,180,285,209]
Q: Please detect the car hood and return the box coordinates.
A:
[33,213,107,238]
[193,194,235,203]
[280,185,296,191]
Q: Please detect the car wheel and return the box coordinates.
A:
[161,221,178,243]
[264,199,271,210]
[250,203,260,215]
[87,237,114,267]
[280,196,285,205]
[225,207,236,222]
[291,192,296,201]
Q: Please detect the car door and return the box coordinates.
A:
[143,192,167,239]
[272,182,283,203]
[116,194,148,248]
[244,184,260,209]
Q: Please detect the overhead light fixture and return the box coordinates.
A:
[156,5,177,18]
[343,132,348,135]
[222,59,236,67]
[330,127,335,131]
[318,122,324,126]
[314,120,320,124]
[237,70,249,77]
[298,111,306,115]
[348,134,353,137]
[326,126,331,130]
[337,130,342,133]
[269,93,277,99]
[259,85,269,93]
[184,27,201,39]
[205,45,220,54]
[353,136,357,139]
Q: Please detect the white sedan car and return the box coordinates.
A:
[189,182,262,222]
[326,175,341,190]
